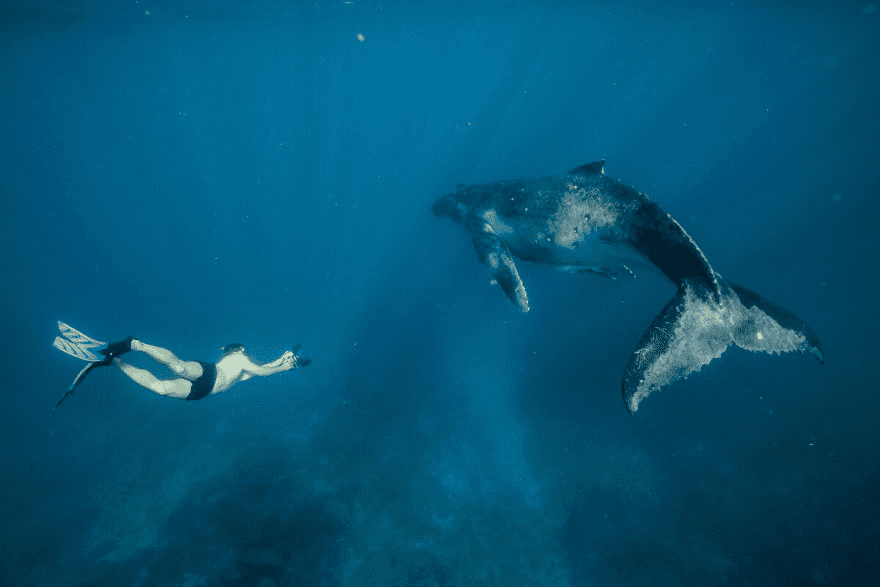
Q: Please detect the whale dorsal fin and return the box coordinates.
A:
[568,160,605,176]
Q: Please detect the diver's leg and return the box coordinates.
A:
[131,340,204,380]
[113,359,193,399]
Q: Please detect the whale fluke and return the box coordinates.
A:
[622,278,824,413]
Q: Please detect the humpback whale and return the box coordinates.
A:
[432,160,824,412]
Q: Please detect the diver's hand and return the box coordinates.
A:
[281,350,296,370]
[283,345,312,370]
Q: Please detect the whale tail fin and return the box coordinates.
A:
[622,278,823,413]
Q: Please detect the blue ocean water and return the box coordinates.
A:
[2,0,878,585]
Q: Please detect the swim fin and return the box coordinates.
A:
[53,358,112,410]
[52,322,117,410]
[53,322,107,362]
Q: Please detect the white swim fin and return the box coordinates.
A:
[53,321,106,362]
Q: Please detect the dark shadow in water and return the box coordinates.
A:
[0,1,88,36]
[74,445,346,587]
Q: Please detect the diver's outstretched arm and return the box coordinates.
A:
[242,351,296,377]
[243,348,312,378]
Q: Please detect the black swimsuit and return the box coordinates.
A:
[186,361,217,401]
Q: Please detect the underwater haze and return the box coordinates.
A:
[2,0,879,585]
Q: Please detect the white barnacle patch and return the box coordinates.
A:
[550,182,619,249]
[648,287,729,381]
[732,303,806,355]
[480,209,516,239]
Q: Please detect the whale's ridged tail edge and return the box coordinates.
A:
[622,277,823,414]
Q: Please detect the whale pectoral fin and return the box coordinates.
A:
[727,282,824,364]
[622,279,734,413]
[556,264,636,279]
[471,227,529,312]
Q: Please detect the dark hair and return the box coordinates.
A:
[221,343,246,357]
